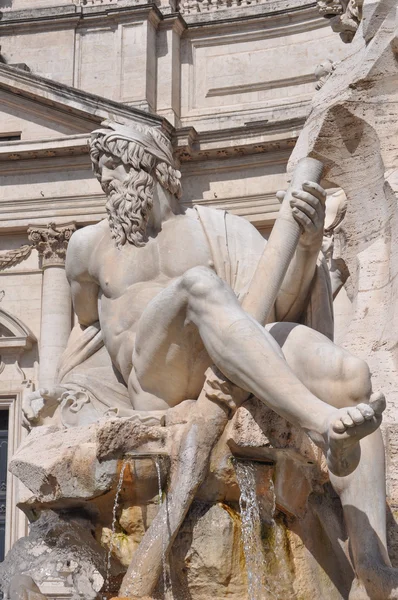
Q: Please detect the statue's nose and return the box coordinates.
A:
[101,166,114,184]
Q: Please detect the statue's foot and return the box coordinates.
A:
[324,392,386,476]
[350,567,398,600]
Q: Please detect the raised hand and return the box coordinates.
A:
[277,181,326,249]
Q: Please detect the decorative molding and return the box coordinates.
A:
[0,134,90,163]
[0,194,105,231]
[0,308,37,353]
[206,74,315,98]
[0,245,33,272]
[0,64,171,137]
[180,0,317,17]
[183,2,325,28]
[78,0,118,5]
[28,222,76,267]
[0,2,164,33]
[174,118,304,161]
[0,393,29,556]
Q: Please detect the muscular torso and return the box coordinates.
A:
[87,209,213,385]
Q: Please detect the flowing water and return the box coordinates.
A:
[154,456,171,599]
[235,460,279,600]
[104,459,128,597]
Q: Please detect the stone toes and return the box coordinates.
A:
[348,407,366,425]
[341,413,355,428]
[356,402,375,419]
[370,391,386,415]
[333,418,347,433]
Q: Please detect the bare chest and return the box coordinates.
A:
[93,216,213,297]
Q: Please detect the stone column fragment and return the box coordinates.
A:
[28,222,76,390]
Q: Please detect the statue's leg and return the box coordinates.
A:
[133,266,384,474]
[120,268,384,598]
[268,322,396,599]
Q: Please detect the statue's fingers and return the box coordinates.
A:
[291,191,324,221]
[347,407,365,425]
[302,181,327,204]
[291,201,317,227]
[292,208,317,233]
[41,386,65,400]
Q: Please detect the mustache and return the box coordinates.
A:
[102,179,123,195]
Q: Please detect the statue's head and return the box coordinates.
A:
[89,120,182,248]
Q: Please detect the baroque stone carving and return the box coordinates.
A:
[0,244,33,271]
[4,114,395,600]
[314,59,337,90]
[28,222,76,268]
[317,0,363,42]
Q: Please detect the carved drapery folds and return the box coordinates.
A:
[28,223,76,268]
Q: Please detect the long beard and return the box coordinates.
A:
[105,171,154,248]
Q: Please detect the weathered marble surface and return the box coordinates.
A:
[0,110,393,600]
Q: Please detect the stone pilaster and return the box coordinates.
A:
[28,223,76,390]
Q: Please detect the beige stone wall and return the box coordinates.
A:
[179,13,348,131]
[0,1,348,123]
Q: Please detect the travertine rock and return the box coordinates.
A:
[0,511,122,600]
[9,424,117,506]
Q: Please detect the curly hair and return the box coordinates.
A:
[89,124,182,248]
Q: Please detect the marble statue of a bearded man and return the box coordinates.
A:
[25,121,395,600]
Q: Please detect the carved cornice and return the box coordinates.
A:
[0,2,164,32]
[173,117,305,162]
[0,64,170,137]
[28,222,76,267]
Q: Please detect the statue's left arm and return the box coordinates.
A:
[274,181,326,322]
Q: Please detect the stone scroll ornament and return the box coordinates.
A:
[119,156,324,598]
[0,222,76,271]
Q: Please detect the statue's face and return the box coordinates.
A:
[98,152,130,195]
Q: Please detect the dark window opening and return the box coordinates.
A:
[0,409,8,563]
[0,134,21,142]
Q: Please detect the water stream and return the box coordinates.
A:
[234,459,277,600]
[154,456,170,599]
[104,458,128,597]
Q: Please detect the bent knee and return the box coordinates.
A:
[341,354,372,404]
[180,266,225,299]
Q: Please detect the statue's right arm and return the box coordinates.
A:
[65,226,100,327]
